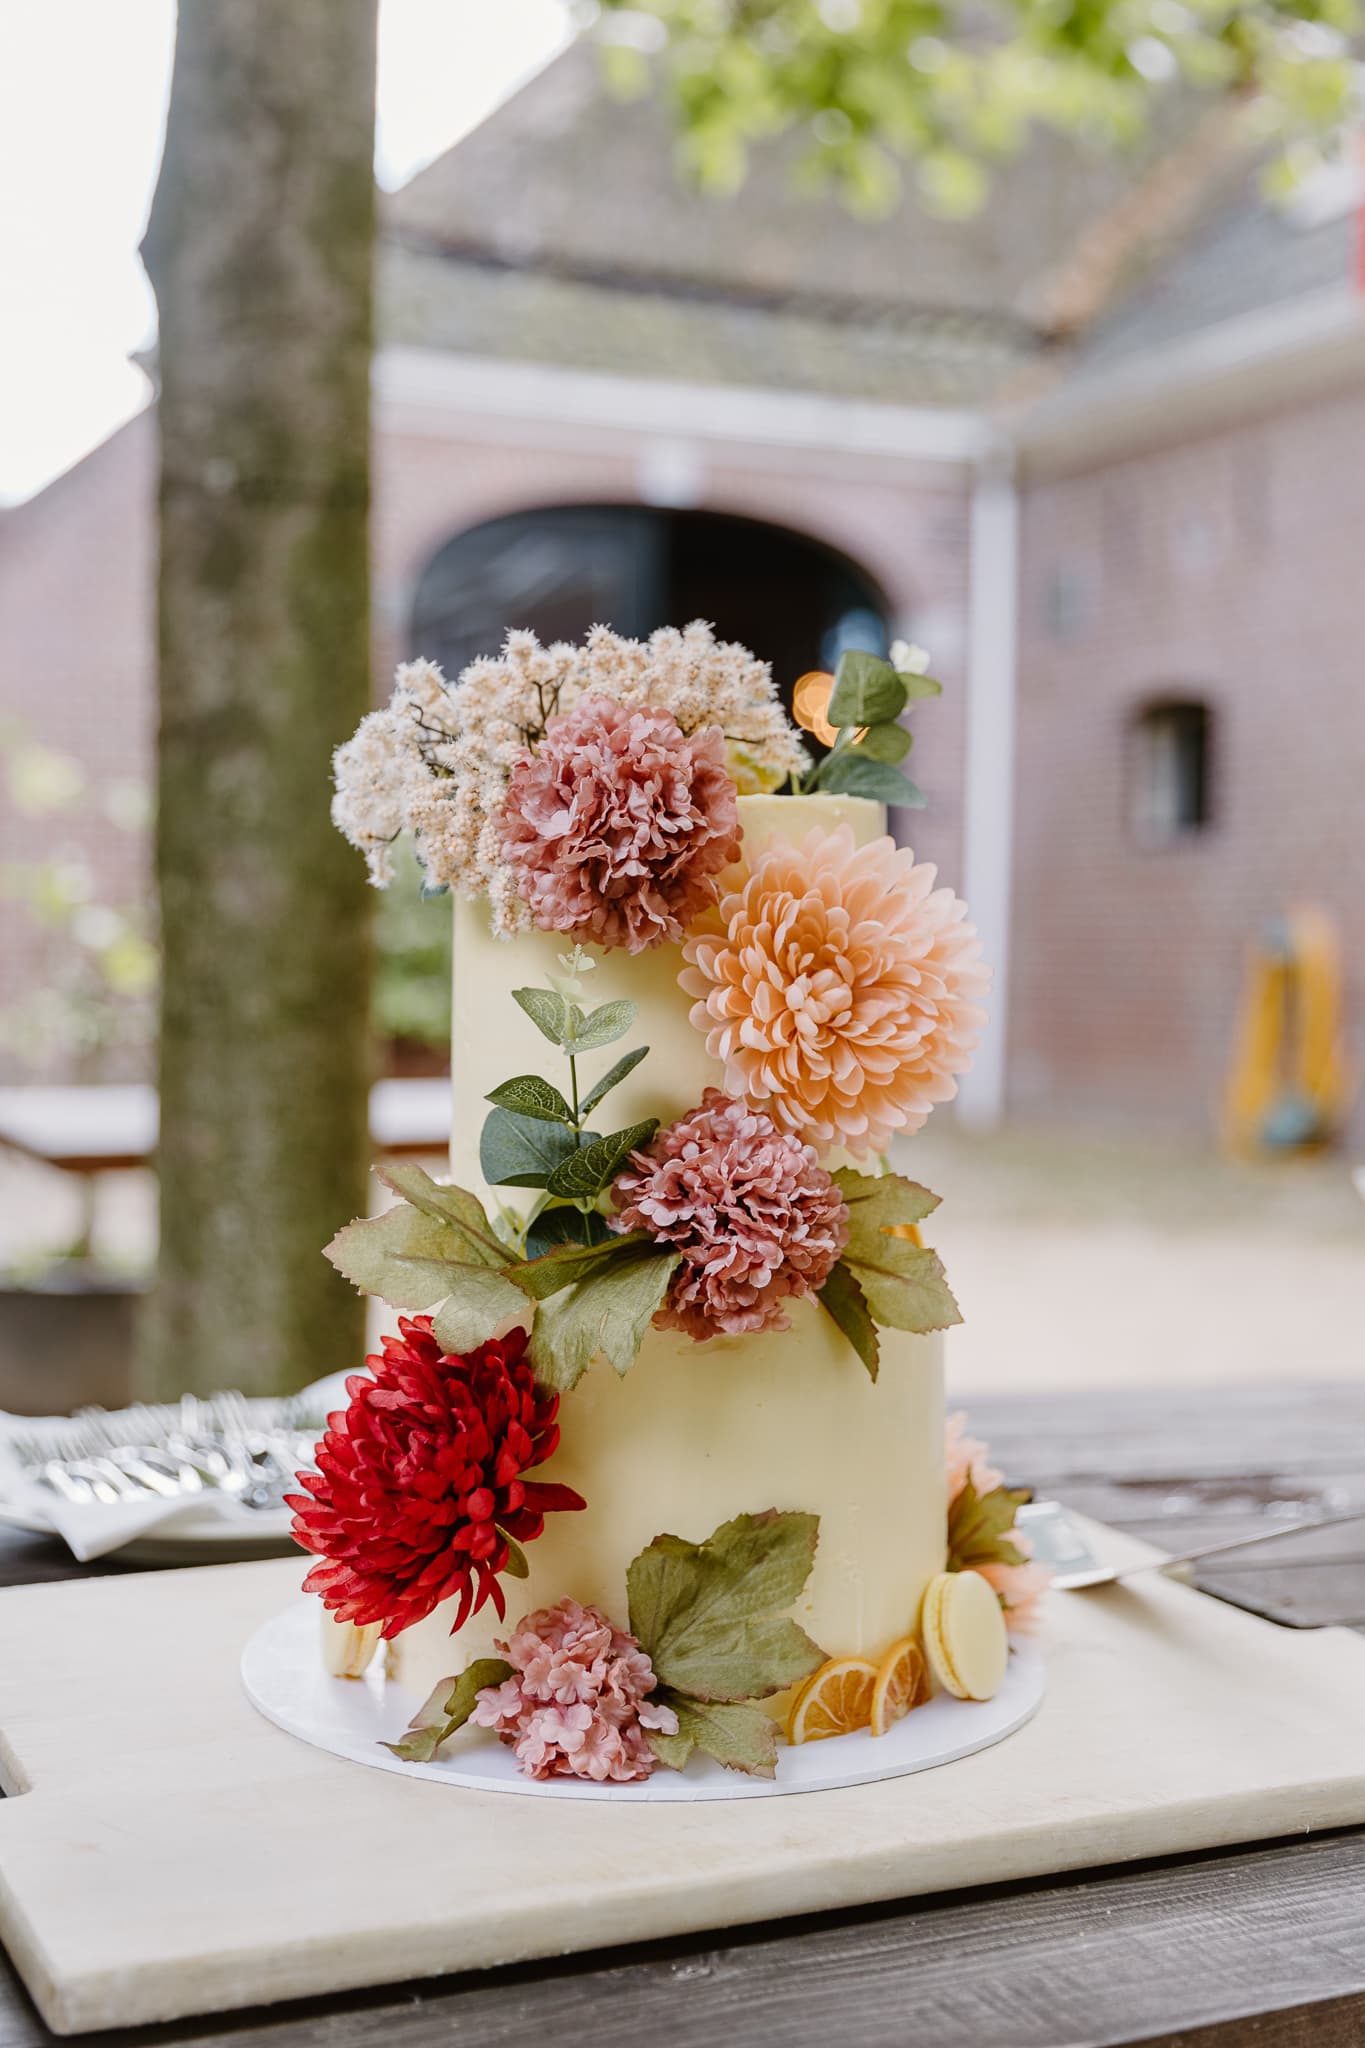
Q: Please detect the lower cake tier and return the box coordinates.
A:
[388,1304,946,1702]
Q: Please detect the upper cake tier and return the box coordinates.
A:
[450,792,885,1194]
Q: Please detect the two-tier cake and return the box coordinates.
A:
[290,623,1040,1785]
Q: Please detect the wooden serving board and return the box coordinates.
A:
[3,1523,1365,2036]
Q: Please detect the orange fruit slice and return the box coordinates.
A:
[869,1634,929,1736]
[787,1656,878,1744]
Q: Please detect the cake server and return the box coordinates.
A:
[1017,1499,1365,1590]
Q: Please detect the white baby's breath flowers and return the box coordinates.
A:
[330,623,809,931]
[889,639,931,675]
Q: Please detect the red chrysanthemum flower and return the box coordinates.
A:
[286,1317,585,1640]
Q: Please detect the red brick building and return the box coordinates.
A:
[3,50,1364,1135]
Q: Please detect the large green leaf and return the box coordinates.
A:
[579,1044,649,1116]
[325,1204,479,1310]
[544,1119,658,1200]
[484,1075,573,1125]
[383,1658,513,1763]
[833,1169,960,1330]
[826,650,908,729]
[431,1269,529,1354]
[564,998,637,1054]
[652,1692,780,1778]
[479,1106,580,1189]
[627,1510,824,1703]
[817,1259,880,1380]
[524,1205,590,1259]
[816,753,925,807]
[372,1167,507,1267]
[527,1246,678,1392]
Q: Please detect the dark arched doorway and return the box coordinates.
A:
[409,505,891,719]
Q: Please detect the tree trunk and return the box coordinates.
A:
[139,0,377,1398]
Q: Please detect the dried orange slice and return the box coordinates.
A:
[869,1634,929,1736]
[787,1655,878,1744]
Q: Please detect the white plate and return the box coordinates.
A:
[242,1599,1045,1803]
[0,1497,299,1565]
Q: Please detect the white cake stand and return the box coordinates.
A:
[242,1600,1045,1803]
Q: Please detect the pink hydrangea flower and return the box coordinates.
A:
[498,695,741,953]
[472,1598,678,1783]
[612,1089,849,1341]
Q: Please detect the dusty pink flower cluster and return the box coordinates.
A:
[471,1597,678,1783]
[498,695,742,953]
[945,1412,1051,1634]
[613,1089,849,1341]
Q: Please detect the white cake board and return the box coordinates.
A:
[3,1521,1365,2035]
[241,1600,1046,1801]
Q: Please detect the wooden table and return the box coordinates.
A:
[3,1382,1363,2048]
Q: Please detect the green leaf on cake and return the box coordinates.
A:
[480,1106,581,1189]
[372,1166,507,1267]
[511,1229,653,1301]
[833,1169,962,1333]
[627,1509,824,1706]
[563,997,637,1055]
[815,753,926,808]
[326,1195,509,1311]
[382,1657,513,1764]
[524,1205,591,1258]
[527,1245,679,1392]
[430,1268,529,1354]
[485,1075,574,1125]
[498,1533,531,1579]
[579,1044,650,1116]
[817,1259,880,1380]
[511,986,573,1046]
[827,650,908,729]
[544,1119,658,1200]
[650,1692,781,1779]
[947,1476,1032,1573]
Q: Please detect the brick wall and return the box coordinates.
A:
[1011,377,1365,1137]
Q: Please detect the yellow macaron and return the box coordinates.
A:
[920,1569,1009,1702]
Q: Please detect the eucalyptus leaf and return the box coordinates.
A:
[527,1247,679,1392]
[382,1657,513,1763]
[479,1106,580,1190]
[430,1268,529,1354]
[545,1119,658,1200]
[511,1229,653,1301]
[655,1691,780,1778]
[827,650,908,729]
[898,669,944,700]
[485,1075,573,1125]
[848,720,911,764]
[579,1044,649,1116]
[524,1206,590,1259]
[817,1259,880,1380]
[512,986,572,1046]
[816,753,925,807]
[499,1532,531,1579]
[627,1510,824,1704]
[564,997,637,1055]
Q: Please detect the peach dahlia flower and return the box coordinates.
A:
[679,825,988,1157]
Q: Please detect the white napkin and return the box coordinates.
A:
[0,1370,355,1563]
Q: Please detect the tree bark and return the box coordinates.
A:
[139,0,377,1397]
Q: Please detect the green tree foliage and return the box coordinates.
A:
[593,0,1361,213]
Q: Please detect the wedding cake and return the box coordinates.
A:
[292,624,1040,1784]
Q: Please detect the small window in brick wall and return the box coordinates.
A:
[1128,699,1212,846]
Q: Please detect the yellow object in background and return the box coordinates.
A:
[1224,905,1353,1155]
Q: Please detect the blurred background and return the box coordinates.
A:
[2,0,1364,1412]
